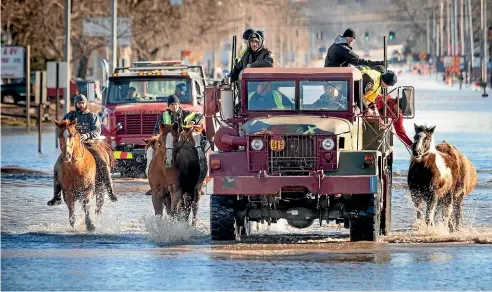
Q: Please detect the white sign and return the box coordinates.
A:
[1,46,25,79]
[46,61,68,88]
[82,17,132,46]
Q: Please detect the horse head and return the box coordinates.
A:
[55,119,82,162]
[412,123,436,160]
[157,121,179,168]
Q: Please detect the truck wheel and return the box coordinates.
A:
[349,189,381,242]
[210,195,235,240]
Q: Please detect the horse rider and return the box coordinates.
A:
[153,95,201,135]
[147,95,208,196]
[324,28,384,68]
[47,94,118,206]
[248,81,294,110]
[229,30,274,82]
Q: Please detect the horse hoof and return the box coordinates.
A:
[87,224,96,232]
[109,194,118,202]
[47,199,62,206]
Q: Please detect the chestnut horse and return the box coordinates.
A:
[55,119,101,231]
[146,122,181,217]
[408,124,477,232]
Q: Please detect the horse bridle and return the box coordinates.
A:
[61,130,86,161]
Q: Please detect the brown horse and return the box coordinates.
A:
[146,122,181,217]
[177,125,207,226]
[55,119,101,231]
[408,124,477,232]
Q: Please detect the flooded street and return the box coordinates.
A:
[2,71,492,290]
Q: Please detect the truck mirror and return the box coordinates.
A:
[87,81,96,102]
[204,87,221,116]
[400,86,415,119]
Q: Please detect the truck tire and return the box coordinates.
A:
[349,189,381,242]
[210,195,235,240]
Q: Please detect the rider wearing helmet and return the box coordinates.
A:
[229,30,274,82]
[47,94,117,206]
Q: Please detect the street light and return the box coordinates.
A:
[364,32,370,41]
[389,31,395,40]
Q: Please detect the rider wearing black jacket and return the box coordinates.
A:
[324,28,384,68]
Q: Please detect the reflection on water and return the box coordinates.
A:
[2,71,492,290]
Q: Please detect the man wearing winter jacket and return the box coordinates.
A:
[229,31,274,82]
[324,28,384,68]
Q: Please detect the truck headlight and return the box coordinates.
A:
[250,138,264,151]
[322,138,335,151]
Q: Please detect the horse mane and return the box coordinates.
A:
[173,140,200,195]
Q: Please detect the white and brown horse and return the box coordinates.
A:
[408,124,477,232]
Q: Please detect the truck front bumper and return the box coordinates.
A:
[205,174,379,196]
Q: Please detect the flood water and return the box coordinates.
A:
[2,69,492,290]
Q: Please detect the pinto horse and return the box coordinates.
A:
[55,119,101,231]
[408,124,477,232]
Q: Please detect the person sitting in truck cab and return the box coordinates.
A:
[124,87,142,100]
[312,83,347,110]
[47,94,118,206]
[248,82,294,110]
[229,31,274,82]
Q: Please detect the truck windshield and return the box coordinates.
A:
[107,78,192,104]
[300,80,348,111]
[247,81,296,111]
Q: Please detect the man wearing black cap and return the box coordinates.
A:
[153,95,199,135]
[324,28,384,68]
[229,30,274,82]
[47,94,118,206]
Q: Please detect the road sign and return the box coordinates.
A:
[46,62,68,88]
[1,46,25,79]
[419,51,427,60]
[82,17,132,46]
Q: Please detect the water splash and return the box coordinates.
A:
[143,215,204,243]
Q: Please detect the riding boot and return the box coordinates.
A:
[90,144,118,202]
[47,163,62,206]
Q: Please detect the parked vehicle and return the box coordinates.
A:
[87,60,208,177]
[1,72,79,105]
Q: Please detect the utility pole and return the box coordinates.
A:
[64,0,71,115]
[111,0,117,74]
[441,0,445,55]
[454,0,459,54]
[433,6,437,57]
[427,11,431,54]
[467,0,474,81]
[447,0,451,55]
[451,0,456,55]
[482,0,489,96]
[460,0,465,56]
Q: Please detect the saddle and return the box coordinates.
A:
[85,139,116,168]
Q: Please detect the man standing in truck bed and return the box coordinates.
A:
[324,29,384,68]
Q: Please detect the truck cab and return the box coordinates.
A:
[204,67,415,242]
[89,61,207,177]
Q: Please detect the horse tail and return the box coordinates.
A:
[174,142,201,195]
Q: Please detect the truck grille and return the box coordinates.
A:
[268,135,317,175]
[115,114,159,135]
